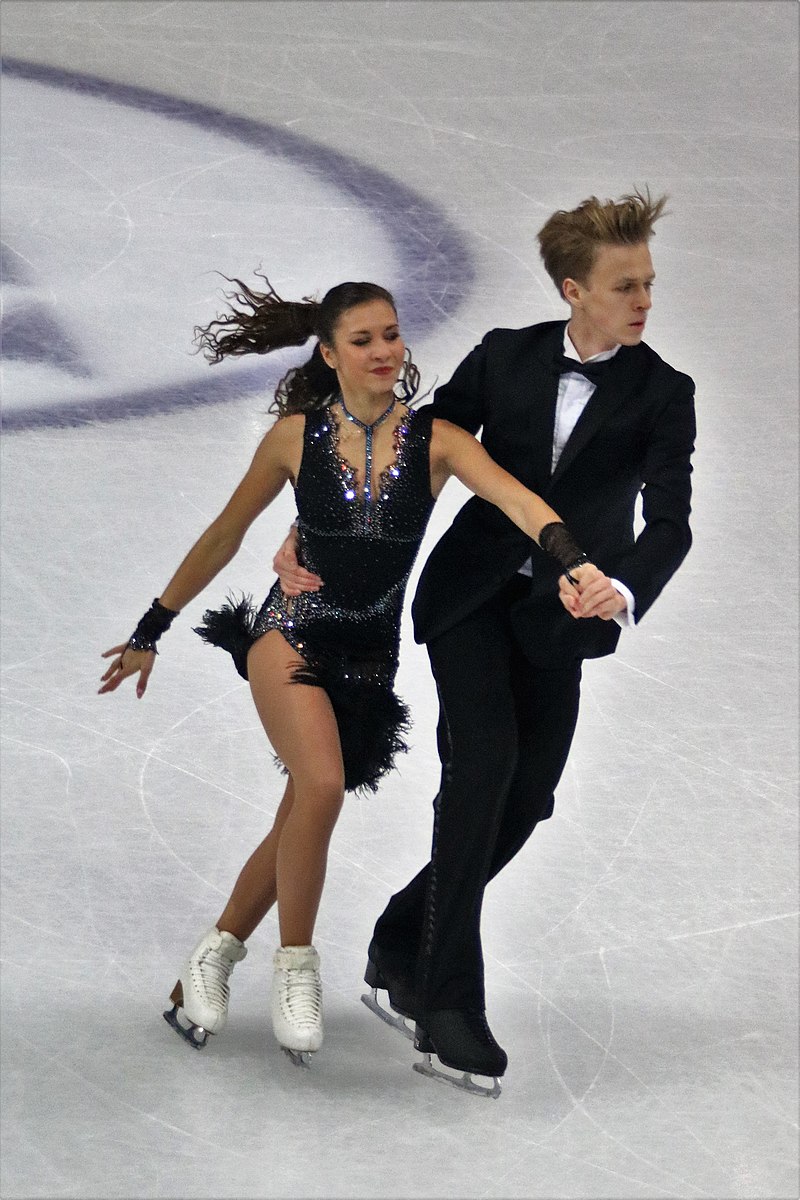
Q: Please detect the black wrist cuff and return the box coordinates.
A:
[539,523,588,575]
[127,598,179,653]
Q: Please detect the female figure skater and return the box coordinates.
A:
[99,277,600,1067]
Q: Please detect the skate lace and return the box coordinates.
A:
[195,946,234,1009]
[281,968,322,1029]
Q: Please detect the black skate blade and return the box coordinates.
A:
[163,1004,209,1050]
[281,1046,312,1068]
[361,988,415,1041]
[413,1052,501,1099]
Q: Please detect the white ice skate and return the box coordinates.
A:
[163,926,247,1049]
[271,944,323,1067]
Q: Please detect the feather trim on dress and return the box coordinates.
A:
[194,594,410,793]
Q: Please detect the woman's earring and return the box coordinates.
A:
[394,346,420,402]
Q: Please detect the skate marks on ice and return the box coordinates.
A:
[1,59,473,431]
[1,0,797,1193]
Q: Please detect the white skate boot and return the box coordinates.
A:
[163,926,247,1049]
[271,944,323,1067]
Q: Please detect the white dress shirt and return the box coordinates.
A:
[517,326,636,628]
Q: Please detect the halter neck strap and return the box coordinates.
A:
[336,395,397,526]
[337,395,396,431]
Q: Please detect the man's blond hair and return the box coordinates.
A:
[537,188,667,295]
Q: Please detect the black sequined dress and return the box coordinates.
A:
[195,403,435,792]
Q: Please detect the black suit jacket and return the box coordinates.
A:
[412,320,696,665]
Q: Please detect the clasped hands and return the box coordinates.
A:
[273,532,626,622]
[559,563,628,621]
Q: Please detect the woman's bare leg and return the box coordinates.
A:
[236,631,345,947]
[215,777,294,943]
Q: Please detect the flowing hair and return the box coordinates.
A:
[537,186,668,293]
[194,273,410,416]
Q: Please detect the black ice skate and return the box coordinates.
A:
[412,1009,507,1099]
[360,948,417,1041]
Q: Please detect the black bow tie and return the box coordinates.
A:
[553,353,610,384]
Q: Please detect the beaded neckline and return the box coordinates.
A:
[338,394,396,431]
[336,396,396,512]
[328,403,415,528]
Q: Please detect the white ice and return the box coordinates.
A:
[1,3,797,1198]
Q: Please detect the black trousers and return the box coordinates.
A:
[372,576,582,1014]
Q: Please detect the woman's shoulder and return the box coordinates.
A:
[275,410,307,428]
[426,411,468,439]
[269,411,306,436]
[258,411,306,455]
[425,413,478,464]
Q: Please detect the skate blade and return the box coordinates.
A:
[361,988,415,1041]
[412,1052,501,1099]
[281,1046,312,1068]
[163,1004,209,1050]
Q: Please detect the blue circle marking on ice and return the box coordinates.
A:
[1,58,474,431]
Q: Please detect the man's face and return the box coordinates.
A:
[565,242,655,355]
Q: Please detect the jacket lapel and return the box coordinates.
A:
[525,323,565,491]
[549,344,648,487]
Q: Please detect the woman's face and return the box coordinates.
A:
[320,300,405,400]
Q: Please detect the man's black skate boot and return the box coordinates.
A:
[365,940,417,1017]
[361,940,417,1039]
[413,1009,507,1097]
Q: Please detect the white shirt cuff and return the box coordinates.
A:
[610,579,636,628]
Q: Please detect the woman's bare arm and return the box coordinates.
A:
[430,418,564,544]
[429,418,616,614]
[99,415,303,695]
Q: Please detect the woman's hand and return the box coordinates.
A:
[98,643,156,698]
[559,564,628,620]
[272,526,323,597]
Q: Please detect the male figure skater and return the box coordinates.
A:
[280,189,696,1095]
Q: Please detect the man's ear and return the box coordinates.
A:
[562,277,582,307]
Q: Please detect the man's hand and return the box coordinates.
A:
[273,525,323,597]
[559,564,628,621]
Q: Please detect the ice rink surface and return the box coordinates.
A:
[1,2,797,1197]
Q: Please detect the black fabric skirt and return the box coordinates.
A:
[194,595,410,794]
